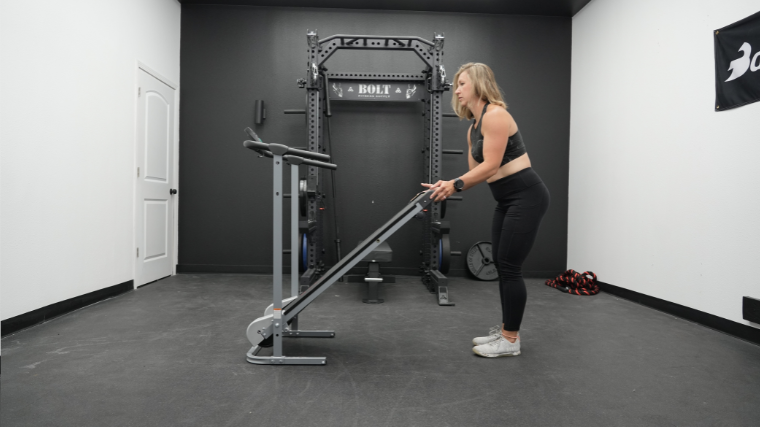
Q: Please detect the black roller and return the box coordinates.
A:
[259,335,273,348]
[466,241,498,281]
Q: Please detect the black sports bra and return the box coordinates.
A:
[470,102,526,165]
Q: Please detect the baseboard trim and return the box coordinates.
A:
[599,282,760,346]
[1,280,134,337]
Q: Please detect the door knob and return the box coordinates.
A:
[170,189,178,195]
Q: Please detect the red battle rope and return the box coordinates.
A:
[545,269,600,296]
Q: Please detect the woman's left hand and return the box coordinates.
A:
[421,180,455,202]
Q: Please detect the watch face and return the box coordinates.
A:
[455,179,464,190]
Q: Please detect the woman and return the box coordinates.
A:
[423,63,550,358]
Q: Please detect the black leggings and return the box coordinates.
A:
[489,168,550,331]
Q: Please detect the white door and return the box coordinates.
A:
[135,68,176,286]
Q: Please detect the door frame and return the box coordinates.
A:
[134,61,179,288]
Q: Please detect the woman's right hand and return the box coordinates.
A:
[421,180,444,189]
[422,180,454,202]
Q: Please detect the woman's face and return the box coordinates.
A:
[455,71,477,110]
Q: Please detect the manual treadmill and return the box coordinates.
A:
[243,131,436,365]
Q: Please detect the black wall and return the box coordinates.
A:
[179,5,570,278]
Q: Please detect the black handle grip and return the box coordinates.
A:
[442,149,463,155]
[243,135,329,162]
[243,139,268,151]
[284,109,306,114]
[287,147,331,162]
[284,155,337,170]
[243,140,274,158]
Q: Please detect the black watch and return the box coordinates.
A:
[453,178,465,192]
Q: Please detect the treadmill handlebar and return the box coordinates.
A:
[243,128,331,162]
[287,147,331,162]
[243,139,268,152]
[243,140,274,158]
[284,155,337,170]
[411,189,435,205]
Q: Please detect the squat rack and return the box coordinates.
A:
[290,30,461,305]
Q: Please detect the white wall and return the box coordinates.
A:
[570,0,760,326]
[0,0,181,322]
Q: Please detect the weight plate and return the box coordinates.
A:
[466,241,498,281]
[299,179,308,217]
[300,232,308,272]
[438,234,451,274]
[438,238,441,268]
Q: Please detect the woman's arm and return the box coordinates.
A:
[457,109,511,190]
[424,108,512,201]
[467,124,478,171]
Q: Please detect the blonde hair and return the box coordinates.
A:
[451,63,507,120]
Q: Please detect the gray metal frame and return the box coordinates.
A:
[243,134,337,365]
[299,30,455,306]
[243,134,437,365]
[248,152,333,365]
[247,190,436,365]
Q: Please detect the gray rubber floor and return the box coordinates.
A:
[2,274,759,427]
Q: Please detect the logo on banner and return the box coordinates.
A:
[357,84,392,98]
[332,83,343,98]
[327,80,421,101]
[406,84,417,99]
[725,42,760,82]
[714,11,760,110]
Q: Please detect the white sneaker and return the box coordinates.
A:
[472,325,502,346]
[473,335,521,357]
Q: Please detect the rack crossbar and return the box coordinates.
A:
[319,34,434,47]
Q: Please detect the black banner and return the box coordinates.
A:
[714,11,760,111]
[328,80,424,102]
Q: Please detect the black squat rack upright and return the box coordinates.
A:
[288,30,462,306]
